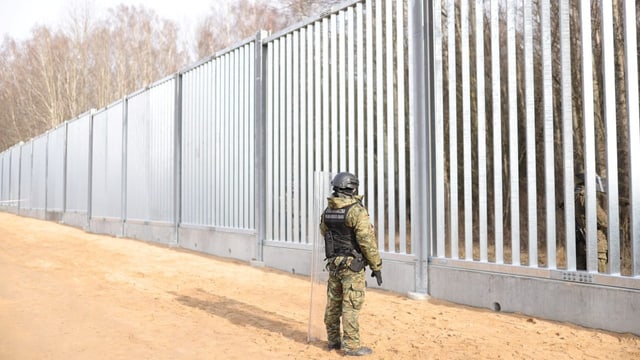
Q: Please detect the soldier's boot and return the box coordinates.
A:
[327,341,341,350]
[344,347,372,356]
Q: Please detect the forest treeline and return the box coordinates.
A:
[0,0,341,151]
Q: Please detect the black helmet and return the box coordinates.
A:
[331,172,359,196]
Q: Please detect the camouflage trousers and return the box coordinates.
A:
[324,257,366,351]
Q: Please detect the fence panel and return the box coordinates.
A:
[46,125,67,212]
[181,42,256,230]
[19,141,32,210]
[91,103,124,220]
[9,146,20,205]
[30,134,48,211]
[0,151,7,203]
[126,79,175,223]
[264,0,412,254]
[65,114,91,213]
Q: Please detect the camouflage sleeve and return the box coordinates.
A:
[347,204,382,271]
[319,214,327,236]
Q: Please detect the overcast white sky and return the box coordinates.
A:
[0,0,216,42]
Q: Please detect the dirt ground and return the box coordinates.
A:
[0,212,638,360]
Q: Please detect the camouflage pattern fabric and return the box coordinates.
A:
[320,194,382,351]
[324,262,366,351]
[575,185,608,272]
[320,195,382,271]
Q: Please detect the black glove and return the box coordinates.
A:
[371,270,382,286]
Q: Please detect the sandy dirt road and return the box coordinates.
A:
[0,212,638,359]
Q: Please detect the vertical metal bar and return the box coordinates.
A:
[207,64,213,225]
[273,40,282,240]
[347,7,356,173]
[249,42,256,229]
[386,0,396,252]
[338,10,348,172]
[323,18,330,175]
[491,0,503,264]
[280,40,288,239]
[215,60,222,226]
[238,50,244,226]
[433,0,445,259]
[461,0,472,260]
[187,70,194,224]
[205,63,211,225]
[87,112,96,221]
[229,48,242,228]
[300,28,308,243]
[266,41,274,240]
[218,58,224,225]
[306,24,315,243]
[331,14,339,174]
[396,0,407,254]
[232,53,238,225]
[448,0,459,259]
[227,55,234,226]
[200,64,206,224]
[315,20,322,182]
[18,145,22,212]
[314,20,322,180]
[356,3,365,195]
[121,97,128,234]
[62,123,68,213]
[180,74,188,223]
[623,0,640,276]
[524,0,537,266]
[601,1,620,274]
[215,59,223,226]
[245,46,251,228]
[293,31,300,242]
[366,0,376,227]
[214,60,219,225]
[475,0,487,262]
[219,57,225,226]
[507,0,519,265]
[376,0,386,251]
[195,67,201,225]
[255,32,268,259]
[410,0,430,292]
[173,73,182,246]
[560,0,575,270]
[285,34,293,241]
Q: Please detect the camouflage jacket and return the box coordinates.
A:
[320,195,382,271]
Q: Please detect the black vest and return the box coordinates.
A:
[323,203,360,258]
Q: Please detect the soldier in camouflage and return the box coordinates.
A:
[574,173,608,272]
[320,172,382,357]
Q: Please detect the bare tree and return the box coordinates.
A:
[195,0,292,58]
[0,4,189,152]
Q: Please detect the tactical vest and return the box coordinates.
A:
[323,203,360,258]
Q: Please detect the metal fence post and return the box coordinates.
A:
[253,30,269,264]
[173,73,183,246]
[408,0,432,297]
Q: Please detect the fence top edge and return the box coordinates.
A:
[179,36,257,75]
[264,0,365,43]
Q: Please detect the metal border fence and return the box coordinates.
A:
[1,0,638,335]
